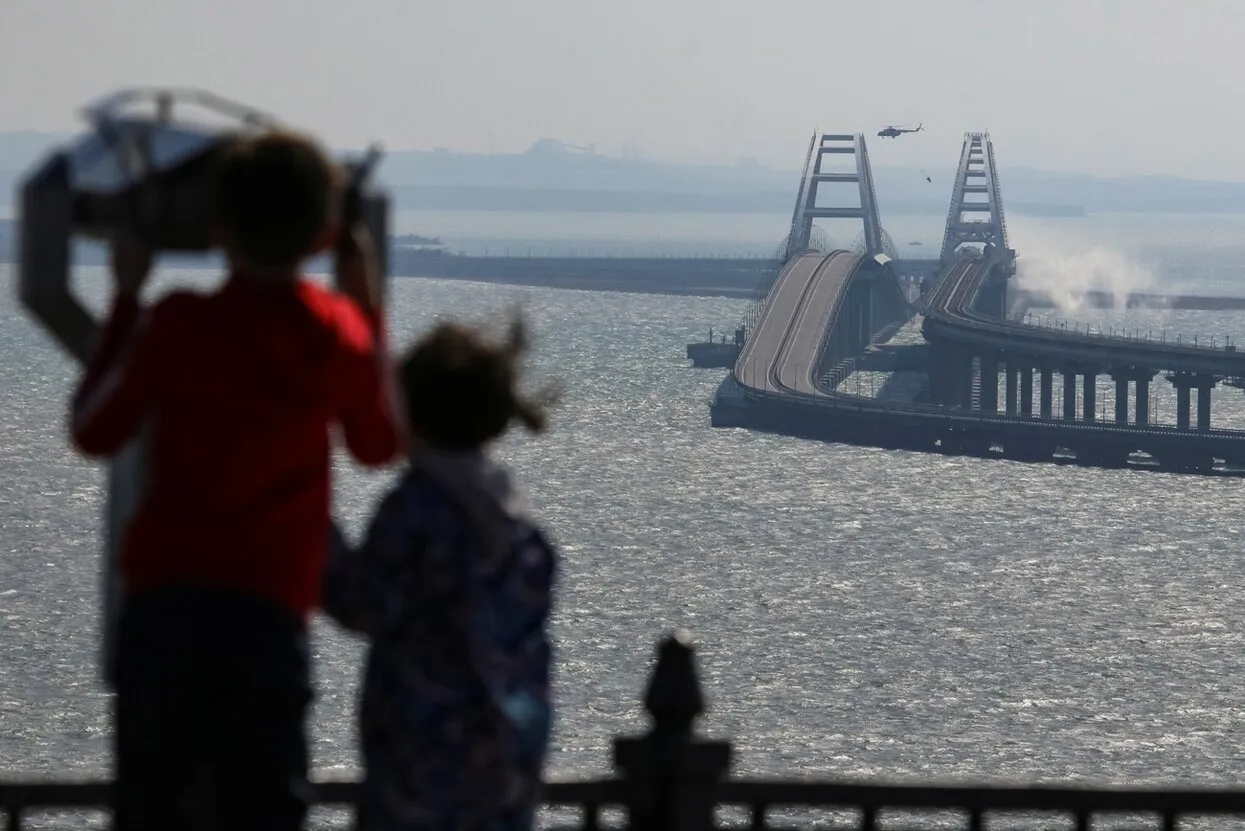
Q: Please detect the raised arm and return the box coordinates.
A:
[70,239,160,456]
[337,313,403,465]
[322,485,419,635]
[334,224,403,465]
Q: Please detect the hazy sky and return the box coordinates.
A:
[3,0,1243,179]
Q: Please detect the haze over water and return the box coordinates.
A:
[5,212,1245,827]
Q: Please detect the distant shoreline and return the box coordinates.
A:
[10,131,1245,216]
[381,185,1086,218]
[0,235,774,300]
[7,237,1245,309]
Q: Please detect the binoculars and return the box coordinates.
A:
[19,87,389,362]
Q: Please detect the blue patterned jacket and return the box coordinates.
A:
[323,452,556,829]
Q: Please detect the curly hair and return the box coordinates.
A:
[399,310,557,450]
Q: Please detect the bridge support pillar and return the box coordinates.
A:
[1197,376,1216,431]
[863,290,875,347]
[1005,363,1019,415]
[1114,376,1129,425]
[942,348,973,409]
[1020,365,1033,416]
[927,346,945,405]
[1082,372,1097,422]
[1172,373,1192,430]
[979,356,999,412]
[856,301,868,352]
[1062,369,1078,421]
[960,356,976,409]
[1039,369,1053,419]
[931,344,957,407]
[1136,376,1150,425]
[937,363,952,406]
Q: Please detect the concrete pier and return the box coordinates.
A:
[1197,377,1216,431]
[1062,370,1077,421]
[1005,364,1019,415]
[1083,372,1097,422]
[1173,375,1192,430]
[1020,365,1034,416]
[959,355,975,409]
[1040,369,1053,419]
[980,357,999,412]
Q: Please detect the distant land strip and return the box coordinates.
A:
[384,185,1085,217]
[5,233,1245,310]
[0,189,1083,218]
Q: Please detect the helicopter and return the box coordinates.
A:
[877,123,923,138]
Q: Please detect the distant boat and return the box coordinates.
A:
[908,240,923,246]
[394,233,445,247]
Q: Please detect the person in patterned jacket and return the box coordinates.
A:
[323,312,558,831]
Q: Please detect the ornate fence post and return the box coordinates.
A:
[614,631,732,831]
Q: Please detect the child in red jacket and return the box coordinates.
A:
[69,131,401,831]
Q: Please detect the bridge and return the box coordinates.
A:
[712,130,1245,474]
[924,258,1245,427]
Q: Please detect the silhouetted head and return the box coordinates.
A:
[213,130,341,281]
[399,311,556,452]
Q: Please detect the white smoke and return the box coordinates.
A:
[1009,220,1164,314]
[1016,248,1158,312]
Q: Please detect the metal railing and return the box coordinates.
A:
[1019,312,1237,352]
[12,632,1245,830]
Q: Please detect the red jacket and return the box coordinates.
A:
[70,275,402,619]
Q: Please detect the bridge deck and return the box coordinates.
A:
[734,252,828,393]
[774,251,858,395]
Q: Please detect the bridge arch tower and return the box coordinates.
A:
[939,132,1013,269]
[785,132,885,262]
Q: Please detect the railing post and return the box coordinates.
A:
[614,632,732,831]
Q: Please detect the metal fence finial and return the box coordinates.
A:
[643,630,703,737]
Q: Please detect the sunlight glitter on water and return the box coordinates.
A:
[4,245,1245,800]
